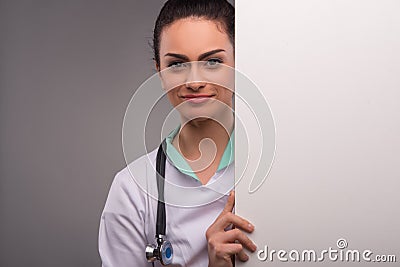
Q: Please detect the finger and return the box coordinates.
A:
[222,243,243,255]
[222,190,235,213]
[237,249,249,262]
[222,228,257,252]
[214,212,255,233]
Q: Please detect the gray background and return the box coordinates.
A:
[0,0,235,266]
[0,1,165,266]
[236,0,399,266]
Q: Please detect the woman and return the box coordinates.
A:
[99,1,256,266]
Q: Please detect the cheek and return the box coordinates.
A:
[166,87,181,107]
[216,87,234,106]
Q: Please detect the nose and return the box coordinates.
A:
[185,64,206,91]
[185,81,206,91]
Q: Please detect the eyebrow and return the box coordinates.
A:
[164,49,226,61]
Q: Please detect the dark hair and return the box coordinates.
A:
[152,0,235,68]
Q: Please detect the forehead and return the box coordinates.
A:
[159,18,232,57]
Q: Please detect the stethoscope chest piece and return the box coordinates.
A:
[145,234,173,265]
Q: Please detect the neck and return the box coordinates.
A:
[172,111,234,167]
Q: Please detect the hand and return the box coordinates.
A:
[206,191,257,267]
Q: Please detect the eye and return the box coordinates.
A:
[205,58,223,67]
[168,61,187,68]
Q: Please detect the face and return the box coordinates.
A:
[157,18,235,123]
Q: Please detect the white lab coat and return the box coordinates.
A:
[98,145,234,267]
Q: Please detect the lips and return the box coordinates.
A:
[181,94,216,104]
[182,94,215,98]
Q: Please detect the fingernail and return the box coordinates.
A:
[248,223,254,230]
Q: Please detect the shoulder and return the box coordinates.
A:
[102,147,159,215]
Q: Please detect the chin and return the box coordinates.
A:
[178,101,232,125]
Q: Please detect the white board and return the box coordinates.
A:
[235,1,400,266]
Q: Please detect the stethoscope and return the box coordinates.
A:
[145,139,174,265]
